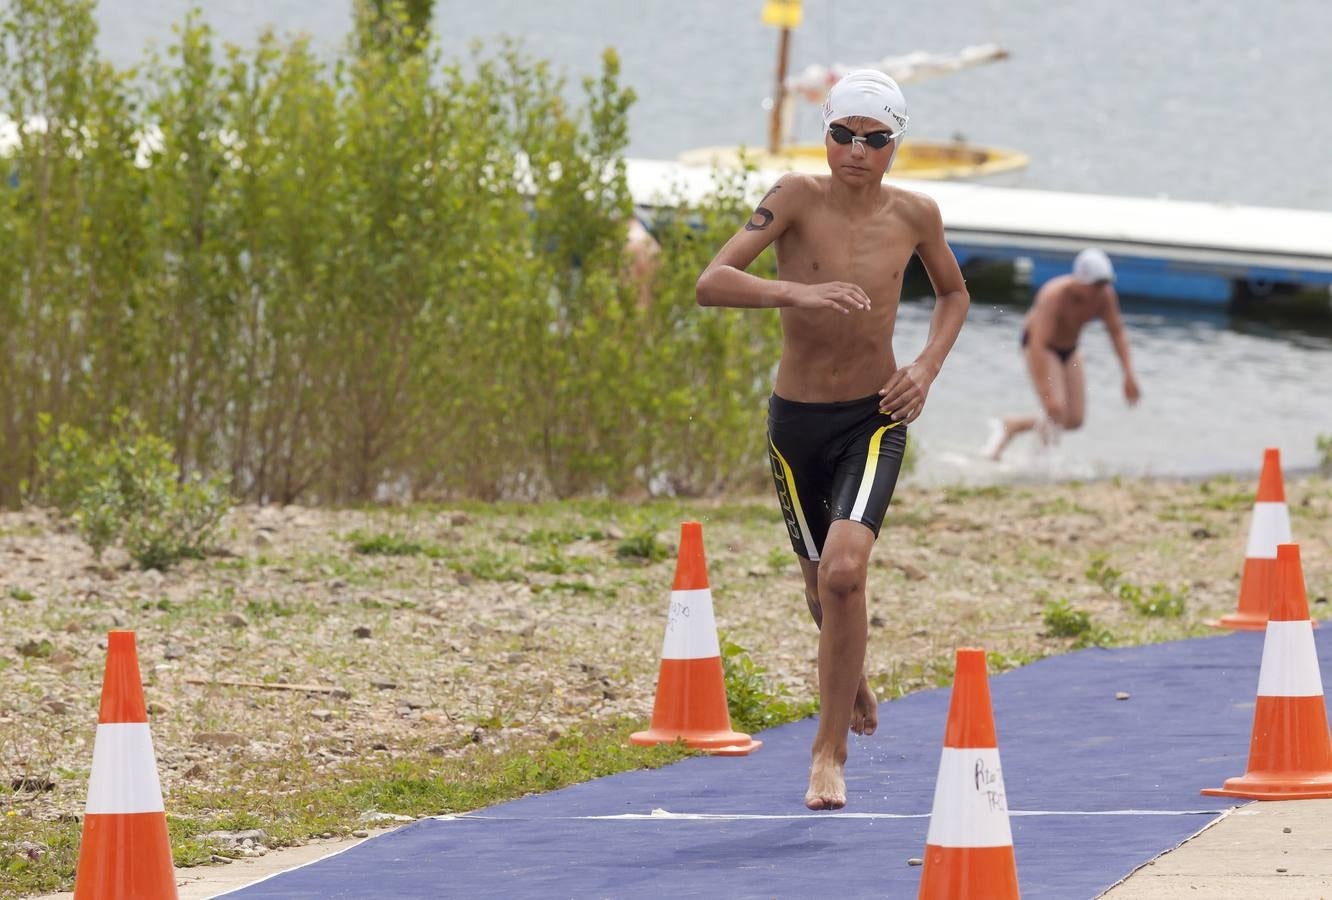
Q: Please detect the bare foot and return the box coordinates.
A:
[804,753,847,810]
[850,676,878,736]
[982,417,1014,461]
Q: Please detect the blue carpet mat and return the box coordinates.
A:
[224,628,1332,899]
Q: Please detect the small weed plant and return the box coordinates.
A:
[1042,599,1115,648]
[1043,599,1093,638]
[1086,553,1186,618]
[1118,582,1188,618]
[721,637,818,733]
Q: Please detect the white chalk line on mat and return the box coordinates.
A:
[431,807,1225,822]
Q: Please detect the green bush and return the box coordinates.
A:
[0,1,790,506]
[1317,434,1332,476]
[29,410,231,568]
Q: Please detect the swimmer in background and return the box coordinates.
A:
[984,248,1141,460]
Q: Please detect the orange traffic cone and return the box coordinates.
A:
[1212,448,1300,631]
[73,631,179,899]
[918,648,1020,900]
[1203,544,1332,800]
[630,522,760,756]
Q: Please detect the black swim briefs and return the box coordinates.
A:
[1021,329,1077,364]
[766,393,908,561]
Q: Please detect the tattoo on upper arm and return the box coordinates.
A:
[745,185,781,232]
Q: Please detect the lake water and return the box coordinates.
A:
[91,0,1332,482]
[94,0,1332,210]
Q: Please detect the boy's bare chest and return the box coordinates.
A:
[775,210,917,289]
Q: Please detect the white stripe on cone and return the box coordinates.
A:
[925,747,1014,848]
[660,588,721,660]
[85,723,166,815]
[1246,502,1292,559]
[1257,621,1325,697]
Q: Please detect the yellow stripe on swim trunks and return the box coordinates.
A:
[770,439,819,561]
[849,421,902,523]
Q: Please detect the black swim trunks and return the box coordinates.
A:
[1021,329,1077,363]
[766,393,908,561]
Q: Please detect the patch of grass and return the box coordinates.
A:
[348,530,445,558]
[528,551,594,576]
[533,580,599,596]
[0,816,81,896]
[1088,553,1187,618]
[1086,554,1123,593]
[245,598,297,619]
[1042,599,1116,648]
[942,484,1009,504]
[615,530,670,563]
[1029,552,1058,574]
[1197,479,1251,511]
[159,588,235,625]
[889,506,937,530]
[721,638,818,733]
[1154,506,1203,524]
[7,586,35,603]
[165,818,227,866]
[1034,496,1095,516]
[985,649,1043,674]
[1075,628,1117,650]
[873,654,957,699]
[517,526,608,547]
[1042,599,1093,638]
[1117,582,1188,618]
[453,552,524,582]
[765,545,791,572]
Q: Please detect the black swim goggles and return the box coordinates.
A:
[827,123,896,149]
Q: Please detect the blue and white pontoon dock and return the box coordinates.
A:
[626,157,1332,308]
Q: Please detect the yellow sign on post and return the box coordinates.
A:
[761,0,802,29]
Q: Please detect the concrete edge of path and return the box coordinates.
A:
[1100,798,1332,899]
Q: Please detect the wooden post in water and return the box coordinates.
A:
[768,27,790,156]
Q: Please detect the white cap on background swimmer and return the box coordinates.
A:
[821,69,909,137]
[1072,248,1116,284]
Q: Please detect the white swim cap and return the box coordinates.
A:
[1072,248,1116,284]
[821,69,909,138]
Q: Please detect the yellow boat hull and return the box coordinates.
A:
[677,140,1028,180]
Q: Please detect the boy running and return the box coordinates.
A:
[696,70,970,809]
